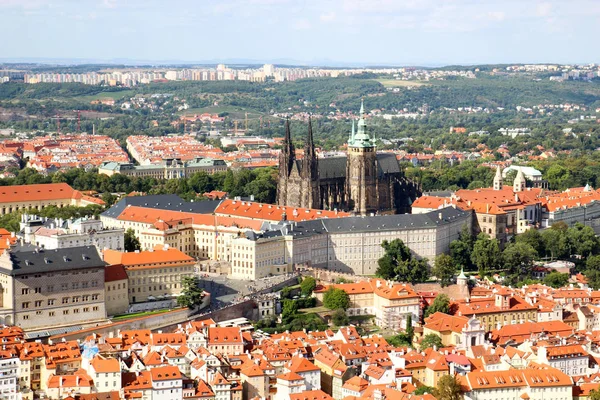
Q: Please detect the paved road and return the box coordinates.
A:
[198,273,298,309]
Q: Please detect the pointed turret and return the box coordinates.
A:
[349,120,355,144]
[281,119,295,177]
[301,118,320,208]
[493,165,503,191]
[513,167,526,192]
[351,100,374,149]
[303,118,318,180]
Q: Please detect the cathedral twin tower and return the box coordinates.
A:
[277,102,419,215]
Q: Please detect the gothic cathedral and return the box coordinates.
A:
[277,101,420,215]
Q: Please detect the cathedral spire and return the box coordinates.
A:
[350,120,355,144]
[306,117,314,150]
[351,100,373,148]
[303,118,318,180]
[280,118,295,176]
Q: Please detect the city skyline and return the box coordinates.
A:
[1,0,599,66]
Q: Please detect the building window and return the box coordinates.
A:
[62,297,69,304]
[49,311,55,317]
[22,302,30,309]
[63,310,69,315]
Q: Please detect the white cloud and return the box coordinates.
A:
[293,18,311,30]
[487,11,506,22]
[320,12,336,22]
[536,2,552,17]
[102,0,118,8]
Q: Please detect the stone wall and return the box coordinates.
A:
[49,297,258,342]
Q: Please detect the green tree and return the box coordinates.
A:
[332,309,349,326]
[585,255,600,289]
[376,239,429,283]
[433,254,457,287]
[176,277,205,309]
[124,228,141,252]
[405,314,414,342]
[280,287,293,299]
[502,242,537,285]
[420,333,443,350]
[590,389,600,400]
[449,225,474,271]
[323,287,350,310]
[541,228,564,260]
[515,229,544,255]
[569,223,600,257]
[425,294,451,317]
[281,299,299,324]
[300,277,317,296]
[543,272,569,288]
[434,374,463,400]
[101,192,117,207]
[414,386,436,396]
[471,233,501,277]
[386,333,412,347]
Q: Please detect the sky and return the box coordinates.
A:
[0,0,598,66]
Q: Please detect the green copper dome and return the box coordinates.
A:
[348,100,375,148]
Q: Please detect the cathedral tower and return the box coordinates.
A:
[302,119,320,208]
[346,100,378,215]
[276,119,295,205]
[493,165,503,191]
[513,167,526,192]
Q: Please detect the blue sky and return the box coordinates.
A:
[0,0,598,66]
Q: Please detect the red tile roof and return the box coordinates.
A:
[104,264,128,282]
[215,199,349,222]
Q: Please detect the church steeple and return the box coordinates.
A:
[493,165,503,191]
[513,167,526,192]
[350,100,374,149]
[349,120,355,144]
[303,118,318,180]
[281,119,295,176]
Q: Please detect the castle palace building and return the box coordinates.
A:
[277,102,419,215]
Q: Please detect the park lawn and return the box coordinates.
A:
[111,308,172,322]
[72,89,136,103]
[298,306,329,314]
[376,79,429,88]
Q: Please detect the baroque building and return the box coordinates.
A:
[277,102,419,215]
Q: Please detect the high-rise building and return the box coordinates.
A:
[263,64,275,77]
